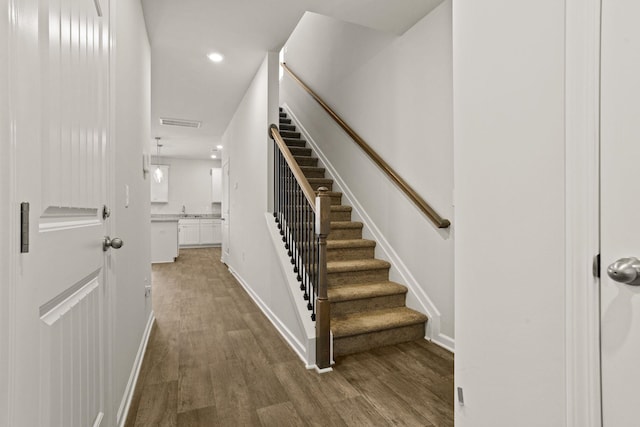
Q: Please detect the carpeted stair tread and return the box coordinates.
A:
[294,156,318,166]
[283,137,306,147]
[327,239,375,250]
[280,130,301,138]
[328,281,407,303]
[331,307,428,338]
[330,221,363,230]
[308,178,333,185]
[331,205,352,212]
[327,258,390,273]
[301,166,326,177]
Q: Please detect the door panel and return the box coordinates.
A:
[10,0,111,425]
[601,0,640,425]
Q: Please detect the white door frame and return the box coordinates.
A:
[565,0,602,426]
[0,0,16,424]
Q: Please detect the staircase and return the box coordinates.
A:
[279,108,428,357]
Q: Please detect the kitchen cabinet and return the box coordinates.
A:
[179,218,221,246]
[200,220,215,244]
[151,219,179,263]
[150,165,169,203]
[211,168,222,203]
[178,219,200,246]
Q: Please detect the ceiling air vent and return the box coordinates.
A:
[159,117,202,129]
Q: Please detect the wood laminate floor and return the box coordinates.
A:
[125,248,454,427]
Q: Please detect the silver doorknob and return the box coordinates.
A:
[103,236,124,252]
[607,257,640,285]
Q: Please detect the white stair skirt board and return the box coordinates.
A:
[282,103,454,353]
[232,215,334,371]
[117,311,155,427]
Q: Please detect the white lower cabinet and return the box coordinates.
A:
[200,220,215,245]
[179,218,222,246]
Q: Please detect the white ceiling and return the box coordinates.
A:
[141,0,444,160]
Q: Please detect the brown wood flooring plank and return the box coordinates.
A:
[273,361,347,427]
[332,396,391,427]
[177,330,216,413]
[227,329,290,409]
[241,312,298,364]
[256,401,306,427]
[176,406,218,427]
[126,248,454,427]
[210,358,260,426]
[133,381,178,427]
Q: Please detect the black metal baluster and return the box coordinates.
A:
[273,140,278,220]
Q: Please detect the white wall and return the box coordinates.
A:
[221,52,307,352]
[453,1,566,426]
[150,157,221,215]
[112,0,153,422]
[280,5,455,342]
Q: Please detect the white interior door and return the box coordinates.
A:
[221,160,230,262]
[600,1,640,425]
[9,0,113,425]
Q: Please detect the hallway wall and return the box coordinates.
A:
[280,3,454,345]
[453,0,566,425]
[112,0,153,423]
[221,53,307,357]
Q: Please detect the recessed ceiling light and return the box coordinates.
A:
[211,154,217,159]
[207,52,224,63]
[216,145,223,149]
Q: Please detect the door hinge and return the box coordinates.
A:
[20,202,29,253]
[593,253,600,278]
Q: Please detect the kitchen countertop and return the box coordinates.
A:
[151,214,221,222]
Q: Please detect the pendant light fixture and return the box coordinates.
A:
[153,137,164,183]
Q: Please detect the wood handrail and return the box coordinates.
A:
[281,63,451,229]
[269,124,317,211]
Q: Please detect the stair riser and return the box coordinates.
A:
[294,157,318,167]
[330,210,352,221]
[331,293,406,318]
[309,181,333,191]
[328,195,342,205]
[279,118,291,124]
[327,228,362,240]
[333,323,425,357]
[328,267,389,287]
[280,124,296,131]
[327,246,375,262]
[289,147,312,156]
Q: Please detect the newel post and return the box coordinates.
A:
[315,187,331,370]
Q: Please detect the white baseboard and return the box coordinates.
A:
[283,103,454,353]
[431,333,455,353]
[117,311,155,427]
[227,264,314,368]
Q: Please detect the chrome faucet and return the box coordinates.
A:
[181,205,186,214]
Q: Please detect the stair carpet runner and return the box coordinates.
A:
[278,108,428,357]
